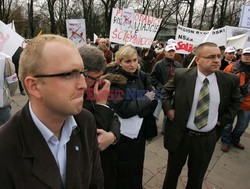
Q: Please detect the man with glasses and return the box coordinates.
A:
[0,34,104,188]
[221,47,250,152]
[77,44,120,189]
[161,42,241,189]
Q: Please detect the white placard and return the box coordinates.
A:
[0,21,24,57]
[66,19,86,44]
[109,8,162,48]
[239,5,250,29]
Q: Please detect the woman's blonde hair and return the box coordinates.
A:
[115,45,138,64]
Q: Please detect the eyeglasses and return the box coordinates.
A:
[85,74,102,82]
[34,69,88,79]
[199,54,222,60]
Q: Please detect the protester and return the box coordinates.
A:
[0,52,18,125]
[161,42,241,189]
[220,46,235,70]
[104,45,157,189]
[12,46,26,95]
[221,47,250,152]
[150,44,182,134]
[155,42,164,54]
[219,45,226,56]
[235,48,243,61]
[97,38,113,63]
[77,44,120,189]
[141,45,157,73]
[154,39,183,66]
[0,34,104,188]
[167,38,183,64]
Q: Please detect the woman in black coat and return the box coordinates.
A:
[104,45,158,189]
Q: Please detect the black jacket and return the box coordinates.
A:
[105,64,157,119]
[83,95,120,189]
[150,57,183,90]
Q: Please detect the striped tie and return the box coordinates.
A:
[194,78,210,129]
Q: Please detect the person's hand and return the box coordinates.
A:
[96,129,116,151]
[145,91,155,101]
[167,110,175,121]
[94,79,110,105]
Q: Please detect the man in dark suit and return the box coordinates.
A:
[0,34,104,189]
[77,44,120,189]
[161,42,241,189]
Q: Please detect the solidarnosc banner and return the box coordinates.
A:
[175,25,227,54]
[109,8,162,48]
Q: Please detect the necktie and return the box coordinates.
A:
[194,78,210,129]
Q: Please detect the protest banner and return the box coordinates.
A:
[227,34,248,50]
[239,5,250,29]
[0,21,24,57]
[175,25,227,54]
[226,25,250,48]
[66,19,86,44]
[109,8,162,48]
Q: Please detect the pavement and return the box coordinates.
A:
[10,91,250,189]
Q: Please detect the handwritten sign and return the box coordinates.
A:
[0,21,24,57]
[66,19,86,44]
[109,8,162,48]
[175,25,227,54]
[239,5,250,29]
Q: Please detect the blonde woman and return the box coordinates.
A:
[105,45,158,189]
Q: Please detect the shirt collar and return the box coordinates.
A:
[29,102,77,143]
[197,69,216,84]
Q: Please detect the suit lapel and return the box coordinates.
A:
[215,71,229,113]
[186,68,197,107]
[19,103,63,189]
[65,127,81,189]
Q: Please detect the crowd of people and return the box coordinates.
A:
[0,34,249,189]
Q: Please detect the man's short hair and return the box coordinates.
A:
[77,45,107,72]
[19,34,75,92]
[195,42,218,56]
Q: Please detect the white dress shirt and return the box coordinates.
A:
[29,102,77,186]
[186,70,220,132]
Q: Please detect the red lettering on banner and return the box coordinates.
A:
[176,41,193,53]
[112,28,123,40]
[112,28,118,39]
[115,9,122,17]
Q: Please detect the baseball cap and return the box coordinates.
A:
[225,46,235,53]
[165,45,176,52]
[167,39,177,46]
[243,47,250,54]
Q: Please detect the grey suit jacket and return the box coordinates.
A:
[0,103,104,189]
[162,68,241,152]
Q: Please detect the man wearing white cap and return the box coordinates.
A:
[221,47,250,152]
[220,46,236,70]
[150,44,183,134]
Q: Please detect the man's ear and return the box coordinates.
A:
[194,56,199,63]
[24,76,43,99]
